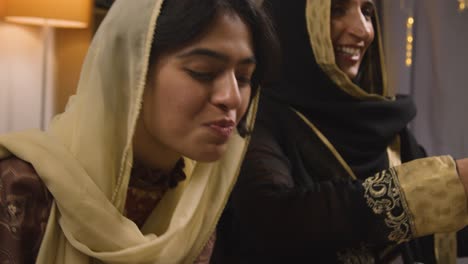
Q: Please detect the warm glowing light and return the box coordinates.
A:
[400,1,415,67]
[5,16,87,28]
[459,1,466,11]
[0,0,6,18]
[3,0,91,28]
[405,14,414,67]
[406,58,412,66]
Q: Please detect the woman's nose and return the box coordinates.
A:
[347,11,372,40]
[212,71,242,112]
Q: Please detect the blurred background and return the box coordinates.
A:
[381,0,468,160]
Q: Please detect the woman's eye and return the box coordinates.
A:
[236,76,252,88]
[362,5,374,20]
[331,5,346,17]
[185,69,215,82]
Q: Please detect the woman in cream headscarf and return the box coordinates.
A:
[213,0,468,263]
[0,0,277,263]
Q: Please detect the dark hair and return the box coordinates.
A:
[354,4,384,94]
[149,0,279,137]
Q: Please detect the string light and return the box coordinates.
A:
[401,0,463,68]
[401,0,414,67]
[405,15,414,67]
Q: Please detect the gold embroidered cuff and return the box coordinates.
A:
[363,168,412,243]
[395,156,468,237]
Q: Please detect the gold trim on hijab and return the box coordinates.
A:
[305,0,392,99]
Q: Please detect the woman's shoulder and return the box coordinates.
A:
[0,156,51,196]
[1,156,37,173]
[0,156,53,263]
[258,94,293,115]
[256,94,301,129]
[0,156,52,219]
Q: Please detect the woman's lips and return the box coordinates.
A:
[209,124,234,138]
[336,45,361,63]
[205,119,236,139]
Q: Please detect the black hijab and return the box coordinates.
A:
[262,0,421,178]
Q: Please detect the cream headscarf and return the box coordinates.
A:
[0,0,258,263]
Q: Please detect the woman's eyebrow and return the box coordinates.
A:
[177,48,256,65]
[332,0,346,4]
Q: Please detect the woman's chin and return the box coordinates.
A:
[185,145,228,163]
[336,63,360,80]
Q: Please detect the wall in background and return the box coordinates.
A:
[54,28,92,114]
[382,0,468,159]
[0,22,49,133]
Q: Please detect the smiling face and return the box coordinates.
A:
[133,12,255,170]
[330,0,375,80]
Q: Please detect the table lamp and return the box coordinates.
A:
[0,0,6,19]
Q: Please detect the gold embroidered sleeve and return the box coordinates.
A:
[363,167,412,243]
[396,156,468,237]
[363,156,468,243]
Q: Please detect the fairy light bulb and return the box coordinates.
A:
[459,0,466,11]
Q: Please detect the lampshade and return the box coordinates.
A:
[0,0,6,18]
[4,0,92,28]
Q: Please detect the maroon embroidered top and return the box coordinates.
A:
[124,158,186,228]
[0,157,213,263]
[0,157,52,263]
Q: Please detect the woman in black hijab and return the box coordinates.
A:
[213,0,468,263]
